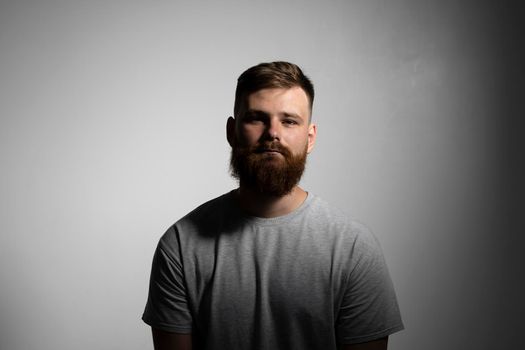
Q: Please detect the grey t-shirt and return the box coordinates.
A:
[142,191,403,349]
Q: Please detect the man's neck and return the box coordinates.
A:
[235,186,308,218]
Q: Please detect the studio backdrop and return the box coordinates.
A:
[0,1,521,349]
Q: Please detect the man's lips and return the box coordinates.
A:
[256,149,282,154]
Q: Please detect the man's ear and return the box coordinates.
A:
[226,116,236,147]
[307,123,317,154]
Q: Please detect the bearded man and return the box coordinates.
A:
[142,62,404,350]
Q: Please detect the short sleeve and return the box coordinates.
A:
[142,226,193,333]
[336,223,404,344]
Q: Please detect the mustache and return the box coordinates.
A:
[252,142,289,155]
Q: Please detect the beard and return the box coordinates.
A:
[229,140,308,197]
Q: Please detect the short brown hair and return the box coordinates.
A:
[234,61,314,118]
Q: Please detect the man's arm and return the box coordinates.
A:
[339,336,388,350]
[151,328,192,350]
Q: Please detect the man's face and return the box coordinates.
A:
[228,87,317,196]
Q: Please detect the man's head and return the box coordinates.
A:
[228,61,317,197]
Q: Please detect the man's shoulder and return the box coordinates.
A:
[307,194,348,222]
[186,191,233,217]
[307,194,377,242]
[157,191,236,248]
[176,190,235,227]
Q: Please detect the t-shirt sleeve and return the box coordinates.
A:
[336,222,404,344]
[142,226,193,333]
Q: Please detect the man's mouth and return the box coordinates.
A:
[256,149,282,154]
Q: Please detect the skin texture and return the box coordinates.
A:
[151,87,389,350]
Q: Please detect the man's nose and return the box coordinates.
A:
[264,118,281,140]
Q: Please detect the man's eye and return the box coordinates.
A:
[283,119,297,125]
[243,115,262,123]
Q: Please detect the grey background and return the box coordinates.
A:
[1,0,522,349]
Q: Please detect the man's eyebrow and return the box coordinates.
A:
[246,108,268,114]
[282,112,301,119]
[244,109,268,116]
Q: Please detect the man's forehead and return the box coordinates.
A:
[245,87,310,115]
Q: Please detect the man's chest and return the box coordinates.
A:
[181,230,345,326]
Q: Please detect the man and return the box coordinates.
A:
[142,62,404,350]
